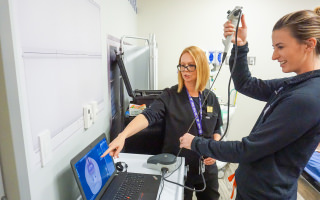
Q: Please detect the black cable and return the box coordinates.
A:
[220,9,242,141]
[220,76,233,141]
[157,170,165,200]
[161,157,206,192]
[164,157,183,179]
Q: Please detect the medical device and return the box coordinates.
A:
[147,153,177,172]
[222,6,243,64]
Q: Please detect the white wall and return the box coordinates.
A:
[137,0,320,141]
[0,0,138,200]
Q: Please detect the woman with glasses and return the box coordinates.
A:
[180,8,320,200]
[102,46,223,200]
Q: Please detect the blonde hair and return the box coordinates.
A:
[273,7,320,55]
[177,46,209,93]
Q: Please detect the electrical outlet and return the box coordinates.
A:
[248,57,256,65]
[83,105,93,129]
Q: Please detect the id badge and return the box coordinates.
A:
[199,158,205,174]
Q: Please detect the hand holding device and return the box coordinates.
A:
[222,6,244,63]
[224,14,247,46]
[179,133,195,150]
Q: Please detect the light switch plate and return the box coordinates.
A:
[83,105,93,129]
[39,130,52,167]
[248,56,256,65]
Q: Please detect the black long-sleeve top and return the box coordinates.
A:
[191,43,320,199]
[142,85,222,180]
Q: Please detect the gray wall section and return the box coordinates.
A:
[0,165,4,199]
[122,46,151,109]
[0,0,31,199]
[0,43,21,200]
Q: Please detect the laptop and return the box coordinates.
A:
[70,133,161,200]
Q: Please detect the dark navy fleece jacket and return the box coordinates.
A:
[191,43,320,200]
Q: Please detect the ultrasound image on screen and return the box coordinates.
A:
[74,138,115,200]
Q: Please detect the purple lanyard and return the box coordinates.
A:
[186,90,203,136]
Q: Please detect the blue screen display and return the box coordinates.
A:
[74,138,115,200]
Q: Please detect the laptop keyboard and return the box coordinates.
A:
[113,173,145,200]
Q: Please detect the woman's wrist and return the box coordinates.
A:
[239,40,247,46]
[118,132,128,139]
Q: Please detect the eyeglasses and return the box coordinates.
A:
[177,64,196,72]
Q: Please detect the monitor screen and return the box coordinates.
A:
[74,138,115,200]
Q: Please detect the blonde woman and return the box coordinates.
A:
[102,46,223,200]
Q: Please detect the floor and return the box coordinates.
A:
[192,163,320,200]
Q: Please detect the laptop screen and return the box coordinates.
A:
[73,135,115,200]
